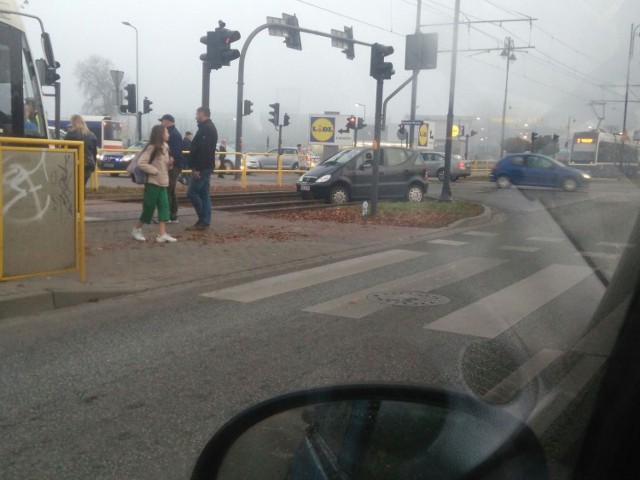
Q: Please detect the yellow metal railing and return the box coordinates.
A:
[1,137,85,281]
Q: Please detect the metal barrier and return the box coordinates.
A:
[470,159,495,177]
[90,149,311,190]
[1,137,85,281]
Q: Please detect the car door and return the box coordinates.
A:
[504,154,527,185]
[280,148,297,169]
[378,148,408,198]
[525,155,557,187]
[345,150,378,199]
[421,152,443,178]
[261,149,279,169]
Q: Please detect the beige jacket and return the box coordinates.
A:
[137,143,171,187]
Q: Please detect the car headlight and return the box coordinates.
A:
[582,173,591,179]
[122,153,136,162]
[298,174,306,182]
[96,153,103,161]
[316,174,331,183]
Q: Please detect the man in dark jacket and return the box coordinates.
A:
[186,106,217,230]
[159,114,183,223]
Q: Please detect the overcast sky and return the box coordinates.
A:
[20,0,640,145]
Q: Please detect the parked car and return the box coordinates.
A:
[490,153,590,191]
[296,146,428,204]
[246,147,312,170]
[97,141,147,176]
[419,151,471,181]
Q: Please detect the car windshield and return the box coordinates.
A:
[3,2,640,480]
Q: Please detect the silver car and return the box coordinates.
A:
[246,147,305,170]
[420,151,471,181]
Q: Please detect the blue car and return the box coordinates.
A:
[490,153,590,191]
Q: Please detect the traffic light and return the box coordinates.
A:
[470,130,478,137]
[283,113,290,127]
[243,99,254,116]
[200,21,241,70]
[124,83,136,114]
[531,131,538,150]
[347,115,356,130]
[269,102,280,127]
[343,26,354,60]
[552,133,559,142]
[143,97,153,114]
[458,125,465,137]
[370,43,394,80]
[283,13,301,50]
[357,117,366,130]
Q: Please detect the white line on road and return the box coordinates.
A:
[463,231,499,237]
[428,239,469,246]
[425,264,594,338]
[526,236,565,243]
[304,257,507,319]
[499,245,540,253]
[201,249,427,302]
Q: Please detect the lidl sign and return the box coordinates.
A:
[309,115,354,146]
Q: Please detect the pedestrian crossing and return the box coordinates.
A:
[200,229,618,435]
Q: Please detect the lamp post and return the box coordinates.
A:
[623,23,640,141]
[499,37,516,158]
[121,21,140,141]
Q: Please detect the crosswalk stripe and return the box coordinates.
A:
[428,239,468,246]
[303,257,507,319]
[575,251,620,260]
[201,249,427,302]
[526,236,565,243]
[425,264,593,338]
[463,231,499,237]
[597,241,636,248]
[499,245,540,253]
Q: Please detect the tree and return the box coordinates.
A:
[503,136,531,154]
[75,55,118,115]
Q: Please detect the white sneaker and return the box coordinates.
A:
[156,233,177,243]
[132,227,146,242]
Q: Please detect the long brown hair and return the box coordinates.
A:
[147,124,166,161]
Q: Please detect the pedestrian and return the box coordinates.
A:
[158,114,183,223]
[65,114,98,187]
[186,106,217,231]
[217,139,227,178]
[131,124,177,243]
[178,131,193,186]
[296,143,305,169]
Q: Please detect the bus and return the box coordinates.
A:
[569,130,639,177]
[51,115,124,150]
[0,3,55,140]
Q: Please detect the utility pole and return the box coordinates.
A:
[408,0,421,148]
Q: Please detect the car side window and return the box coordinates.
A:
[353,151,373,170]
[510,156,525,166]
[385,149,406,167]
[527,156,553,168]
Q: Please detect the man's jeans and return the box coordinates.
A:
[187,168,212,226]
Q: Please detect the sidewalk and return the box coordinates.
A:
[0,196,495,320]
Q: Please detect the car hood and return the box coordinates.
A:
[302,163,342,178]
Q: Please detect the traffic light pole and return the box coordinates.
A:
[370,77,384,216]
[202,61,211,108]
[136,112,142,142]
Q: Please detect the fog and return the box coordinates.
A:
[20,0,640,152]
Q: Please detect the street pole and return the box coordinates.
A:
[409,0,422,148]
[202,61,211,108]
[623,23,640,140]
[499,37,516,159]
[122,21,140,141]
[439,0,461,202]
[371,77,384,216]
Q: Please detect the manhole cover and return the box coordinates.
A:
[367,291,451,307]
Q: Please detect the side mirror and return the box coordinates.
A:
[359,161,373,171]
[191,384,548,480]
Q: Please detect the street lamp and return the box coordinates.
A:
[499,37,516,157]
[121,21,140,141]
[623,23,640,141]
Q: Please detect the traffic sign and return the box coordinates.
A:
[401,120,424,125]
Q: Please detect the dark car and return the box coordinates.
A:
[490,153,590,191]
[97,140,147,176]
[296,146,428,204]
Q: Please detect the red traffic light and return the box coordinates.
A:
[347,116,356,129]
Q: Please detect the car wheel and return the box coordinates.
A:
[496,175,511,188]
[406,184,424,202]
[561,177,578,192]
[109,173,119,177]
[291,162,299,171]
[437,168,445,182]
[328,185,350,204]
[451,175,459,182]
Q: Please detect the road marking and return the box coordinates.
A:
[425,264,593,338]
[499,245,540,253]
[428,239,468,246]
[575,251,620,260]
[597,241,637,249]
[526,236,565,243]
[526,355,606,436]
[483,349,564,404]
[304,257,507,319]
[463,231,499,237]
[201,249,427,302]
